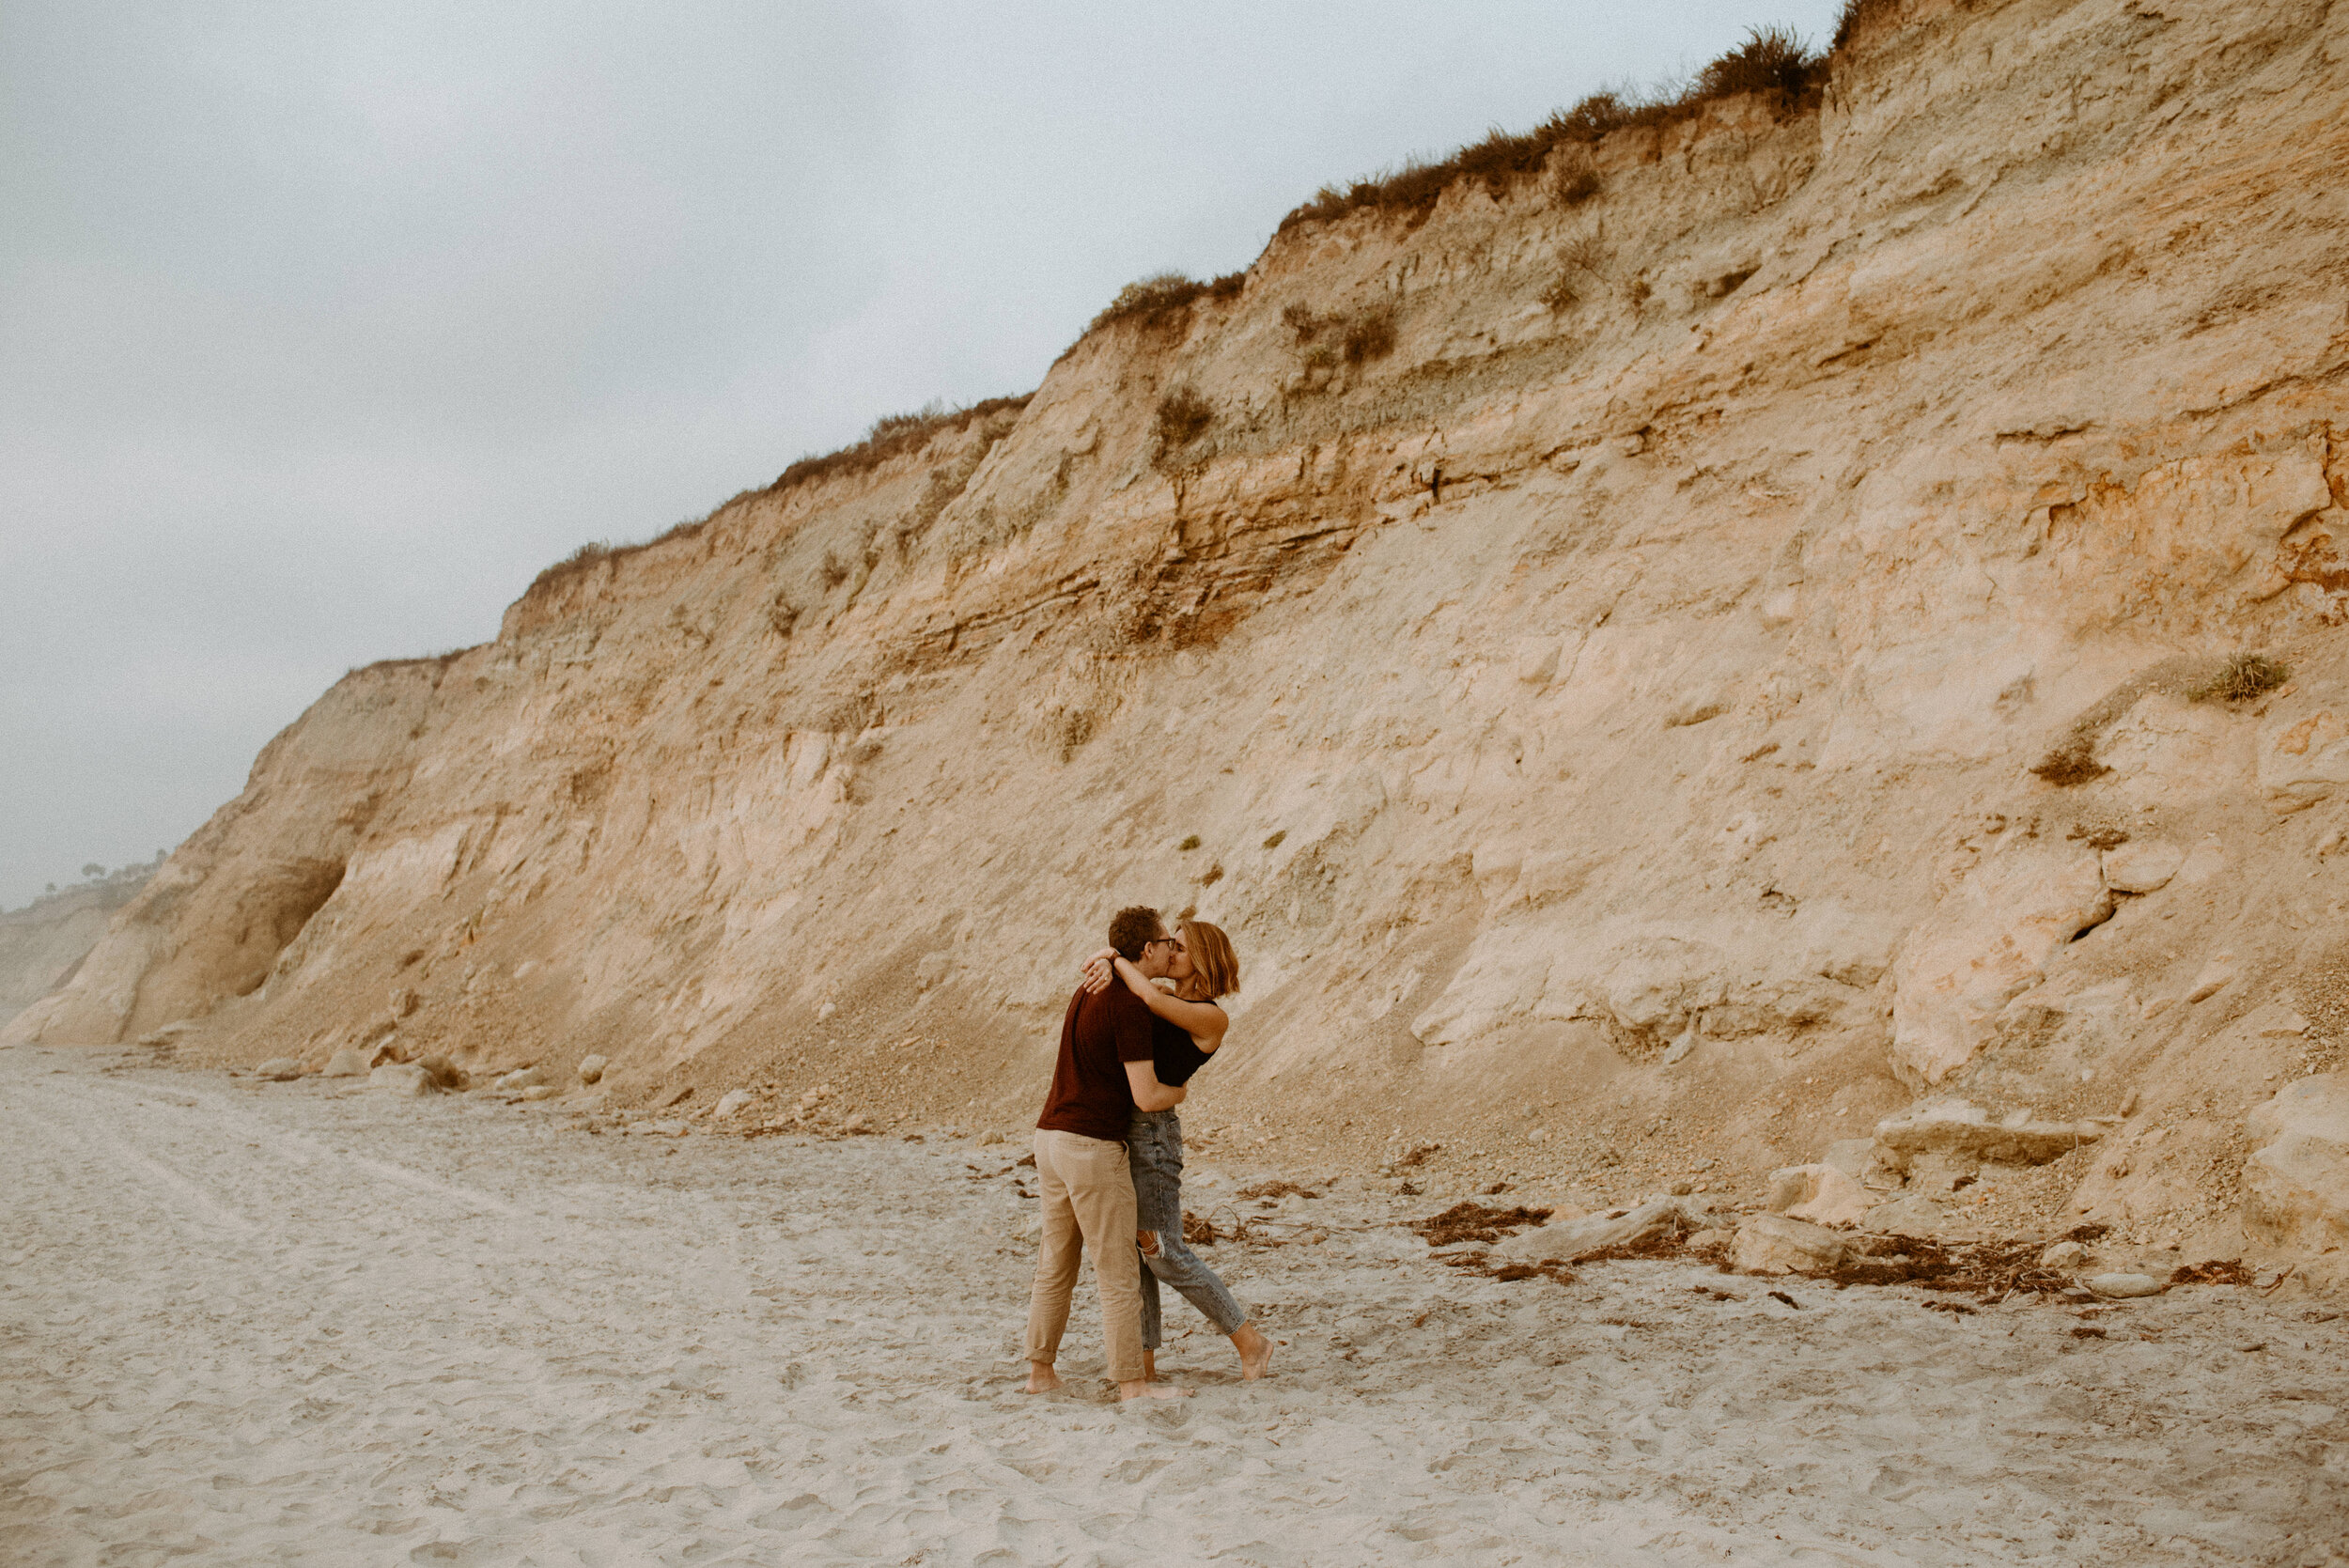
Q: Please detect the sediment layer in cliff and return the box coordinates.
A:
[16,0,2349,1265]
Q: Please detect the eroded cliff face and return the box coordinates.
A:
[15,0,2349,1261]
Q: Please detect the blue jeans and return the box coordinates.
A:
[1128,1110,1248,1349]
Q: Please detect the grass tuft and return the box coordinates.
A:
[1178,834,1202,852]
[526,396,1034,605]
[1694,23,1818,101]
[769,396,1030,498]
[2188,653,2290,703]
[1538,276,1580,313]
[1831,0,1902,53]
[1155,386,1215,458]
[1088,271,1246,336]
[2030,737,2111,787]
[1555,167,1603,207]
[1283,303,1398,373]
[1341,306,1396,365]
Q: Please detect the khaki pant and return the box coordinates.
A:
[1023,1128,1144,1384]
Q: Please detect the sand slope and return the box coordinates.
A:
[3,1045,2344,1566]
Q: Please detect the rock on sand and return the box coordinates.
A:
[2243,1073,2349,1253]
[1765,1163,1873,1228]
[1733,1214,1849,1276]
[370,1063,433,1096]
[1862,1192,1957,1236]
[1491,1197,1708,1265]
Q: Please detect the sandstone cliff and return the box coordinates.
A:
[14,0,2349,1266]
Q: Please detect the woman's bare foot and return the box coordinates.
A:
[1233,1323,1274,1380]
[1023,1361,1063,1394]
[1119,1378,1190,1402]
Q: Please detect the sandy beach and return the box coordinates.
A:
[3,1042,2344,1567]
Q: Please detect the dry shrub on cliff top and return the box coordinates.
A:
[1829,0,1988,54]
[1088,271,1246,336]
[1278,26,1824,234]
[522,539,612,594]
[770,396,1031,496]
[521,398,1025,602]
[1832,0,1904,53]
[1693,23,1819,101]
[522,538,632,600]
[350,646,470,678]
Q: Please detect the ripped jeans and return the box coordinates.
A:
[1128,1110,1248,1349]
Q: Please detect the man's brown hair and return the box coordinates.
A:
[1106,905,1165,961]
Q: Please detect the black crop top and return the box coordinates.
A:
[1151,1001,1222,1087]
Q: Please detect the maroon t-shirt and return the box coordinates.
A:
[1036,983,1157,1142]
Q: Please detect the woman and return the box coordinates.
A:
[1081,919,1274,1381]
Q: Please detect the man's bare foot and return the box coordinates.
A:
[1233,1323,1274,1380]
[1119,1378,1190,1402]
[1023,1361,1063,1394]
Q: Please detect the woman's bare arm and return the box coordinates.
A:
[1109,956,1227,1048]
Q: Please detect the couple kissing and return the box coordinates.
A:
[1021,905,1274,1402]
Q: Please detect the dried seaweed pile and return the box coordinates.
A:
[1575,1226,1728,1268]
[1822,1234,2072,1298]
[1408,1201,1554,1248]
[1404,1202,1577,1283]
[1237,1180,1320,1201]
[1401,1203,2263,1304]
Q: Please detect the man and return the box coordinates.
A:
[1023,905,1191,1402]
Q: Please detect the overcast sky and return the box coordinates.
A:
[0,0,1843,911]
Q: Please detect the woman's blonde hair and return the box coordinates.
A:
[1178,919,1240,999]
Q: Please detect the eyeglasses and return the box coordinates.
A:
[1141,937,1176,952]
